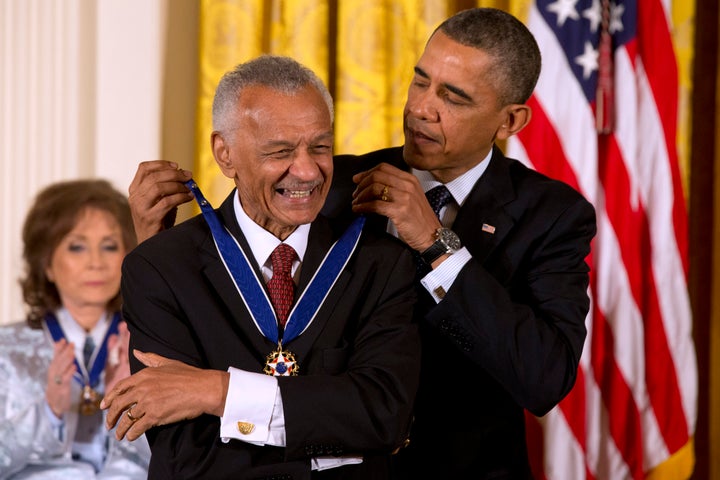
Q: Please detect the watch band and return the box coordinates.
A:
[419,227,461,264]
[420,240,450,265]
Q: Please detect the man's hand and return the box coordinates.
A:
[351,162,442,252]
[128,160,194,243]
[101,350,229,441]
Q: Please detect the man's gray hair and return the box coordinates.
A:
[212,55,334,134]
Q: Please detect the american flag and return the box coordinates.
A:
[506,0,697,479]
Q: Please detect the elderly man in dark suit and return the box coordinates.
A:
[101,55,420,480]
[115,8,596,480]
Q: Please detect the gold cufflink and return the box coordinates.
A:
[237,421,255,434]
[392,437,411,454]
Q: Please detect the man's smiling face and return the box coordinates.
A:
[213,83,334,240]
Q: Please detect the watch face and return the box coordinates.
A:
[439,228,462,250]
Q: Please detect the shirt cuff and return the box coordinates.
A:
[44,400,65,440]
[220,367,278,444]
[420,247,471,302]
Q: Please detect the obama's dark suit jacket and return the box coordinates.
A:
[121,191,421,480]
[325,145,597,480]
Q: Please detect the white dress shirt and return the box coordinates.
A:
[218,191,361,471]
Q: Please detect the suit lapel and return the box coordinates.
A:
[453,147,516,263]
[199,192,277,357]
[287,216,353,361]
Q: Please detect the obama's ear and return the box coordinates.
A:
[496,104,532,141]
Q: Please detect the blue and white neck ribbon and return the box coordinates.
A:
[186,180,364,344]
[44,311,120,388]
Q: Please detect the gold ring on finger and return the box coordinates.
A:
[127,407,138,422]
[381,185,389,202]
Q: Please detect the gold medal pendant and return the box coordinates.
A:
[80,385,102,415]
[264,344,298,376]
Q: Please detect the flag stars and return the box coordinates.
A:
[547,0,580,27]
[562,0,624,35]
[582,0,602,33]
[575,41,599,79]
[609,2,625,34]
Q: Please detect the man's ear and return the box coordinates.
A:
[211,132,235,178]
[496,104,532,141]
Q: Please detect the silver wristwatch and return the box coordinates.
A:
[419,227,461,264]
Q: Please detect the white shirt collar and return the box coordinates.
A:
[412,148,492,206]
[55,307,110,358]
[232,191,309,280]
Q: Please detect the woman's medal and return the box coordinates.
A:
[80,385,102,415]
[44,312,120,415]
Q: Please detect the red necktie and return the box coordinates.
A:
[267,244,296,327]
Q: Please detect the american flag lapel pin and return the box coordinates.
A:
[481,224,496,234]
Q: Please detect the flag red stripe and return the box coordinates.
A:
[515,97,643,477]
[524,412,548,480]
[558,362,588,454]
[637,0,688,274]
[588,266,645,479]
[636,0,693,449]
[598,127,688,455]
[517,96,581,192]
[517,102,596,476]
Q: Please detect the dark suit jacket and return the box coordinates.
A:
[121,192,421,480]
[327,146,597,480]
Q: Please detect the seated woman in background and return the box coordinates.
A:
[0,179,150,479]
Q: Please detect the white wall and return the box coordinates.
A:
[0,0,167,325]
